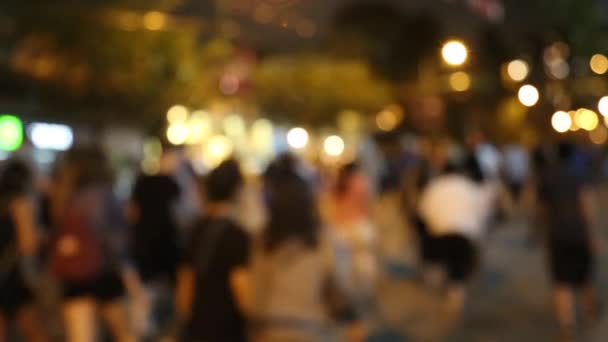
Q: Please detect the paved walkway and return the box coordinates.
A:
[372,191,608,341]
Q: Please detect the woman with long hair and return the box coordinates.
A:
[251,170,361,341]
[49,147,139,342]
[0,160,47,341]
[328,162,378,318]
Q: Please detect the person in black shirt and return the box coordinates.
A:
[0,160,48,342]
[176,159,250,342]
[537,143,600,335]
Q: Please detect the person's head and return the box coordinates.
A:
[557,142,575,163]
[52,146,113,216]
[0,159,33,202]
[334,162,370,203]
[264,173,319,252]
[203,159,243,203]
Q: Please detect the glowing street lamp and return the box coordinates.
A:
[551,111,571,133]
[286,127,309,149]
[323,135,345,157]
[517,85,539,107]
[442,40,468,66]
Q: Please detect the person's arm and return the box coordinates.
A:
[230,267,251,315]
[580,188,603,252]
[11,196,39,257]
[176,265,195,320]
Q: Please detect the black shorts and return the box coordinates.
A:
[62,271,125,302]
[548,241,593,286]
[0,267,33,317]
[414,216,443,264]
[435,234,477,283]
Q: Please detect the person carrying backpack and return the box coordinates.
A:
[49,148,140,342]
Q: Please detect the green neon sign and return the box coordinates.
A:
[0,115,24,152]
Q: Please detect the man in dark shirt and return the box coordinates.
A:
[537,143,600,335]
[176,159,250,342]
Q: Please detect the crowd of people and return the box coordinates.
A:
[0,136,604,341]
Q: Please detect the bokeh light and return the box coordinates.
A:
[449,71,471,92]
[167,105,189,123]
[575,108,599,131]
[286,127,309,149]
[187,111,212,144]
[551,111,571,133]
[589,126,608,144]
[0,115,23,152]
[507,59,529,82]
[250,118,274,155]
[143,11,167,31]
[598,96,608,116]
[568,111,580,131]
[205,135,233,167]
[517,84,539,107]
[223,114,246,137]
[590,54,608,75]
[323,135,345,157]
[166,122,189,145]
[376,106,404,131]
[441,40,468,66]
[28,123,73,151]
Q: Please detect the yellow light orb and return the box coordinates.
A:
[166,122,189,145]
[143,11,167,31]
[449,71,472,92]
[250,118,274,154]
[323,135,345,157]
[507,59,529,82]
[187,111,212,144]
[568,111,580,131]
[223,114,245,137]
[575,108,599,131]
[590,54,608,75]
[286,127,309,149]
[589,126,608,145]
[442,40,468,66]
[551,111,571,133]
[517,84,540,107]
[598,96,608,116]
[167,105,189,123]
[205,135,233,167]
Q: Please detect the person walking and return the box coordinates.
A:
[0,160,48,342]
[328,162,378,319]
[49,148,138,342]
[536,143,601,336]
[176,159,250,342]
[250,170,361,341]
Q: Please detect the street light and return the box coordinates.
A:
[551,111,571,133]
[287,127,309,149]
[323,135,345,157]
[441,40,468,66]
[507,59,529,82]
[517,85,539,107]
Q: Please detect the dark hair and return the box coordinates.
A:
[52,146,113,218]
[264,173,320,252]
[335,162,360,196]
[204,159,243,202]
[263,153,299,182]
[0,159,32,202]
[557,142,575,162]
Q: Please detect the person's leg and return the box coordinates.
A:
[581,284,599,322]
[0,313,6,342]
[445,283,467,319]
[62,297,97,342]
[100,299,136,342]
[553,286,576,331]
[15,305,48,342]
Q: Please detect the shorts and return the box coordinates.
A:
[63,271,125,302]
[0,267,33,317]
[435,234,477,283]
[414,216,442,264]
[549,240,593,286]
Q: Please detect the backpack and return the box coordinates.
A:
[49,190,103,282]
